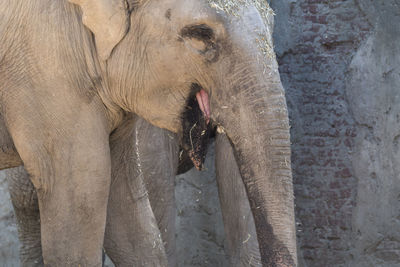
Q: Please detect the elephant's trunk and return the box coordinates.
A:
[211,63,297,266]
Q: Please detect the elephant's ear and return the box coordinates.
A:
[68,0,129,61]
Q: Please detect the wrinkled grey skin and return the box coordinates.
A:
[7,115,179,267]
[0,0,296,266]
[7,167,43,266]
[105,115,179,266]
[7,116,262,267]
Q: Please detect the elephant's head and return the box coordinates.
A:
[69,0,297,265]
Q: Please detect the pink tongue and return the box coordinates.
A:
[196,89,210,124]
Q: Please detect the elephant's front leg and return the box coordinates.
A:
[104,115,178,267]
[36,143,110,266]
[5,105,112,266]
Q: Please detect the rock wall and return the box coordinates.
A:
[0,1,399,266]
[346,1,400,266]
[269,0,370,265]
[270,0,400,266]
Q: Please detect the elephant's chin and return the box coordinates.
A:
[180,84,212,170]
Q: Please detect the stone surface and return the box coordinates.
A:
[270,0,400,266]
[269,0,370,265]
[346,1,400,266]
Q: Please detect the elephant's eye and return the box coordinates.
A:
[180,24,215,42]
[180,24,219,62]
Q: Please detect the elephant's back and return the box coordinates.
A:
[0,0,22,59]
[0,0,96,95]
[0,0,41,90]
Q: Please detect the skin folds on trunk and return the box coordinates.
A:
[216,86,296,266]
[210,53,296,265]
[207,3,297,265]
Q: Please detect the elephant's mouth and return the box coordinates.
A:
[196,89,210,124]
[180,83,212,171]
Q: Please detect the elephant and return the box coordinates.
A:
[0,0,297,266]
[7,114,180,266]
[7,114,261,266]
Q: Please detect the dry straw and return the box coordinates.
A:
[207,0,274,23]
[208,0,277,73]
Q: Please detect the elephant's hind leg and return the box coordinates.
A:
[6,167,43,266]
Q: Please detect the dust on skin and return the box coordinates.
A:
[181,1,277,170]
[207,2,296,265]
[207,0,274,23]
[208,0,276,72]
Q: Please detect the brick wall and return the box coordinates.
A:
[269,0,371,266]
